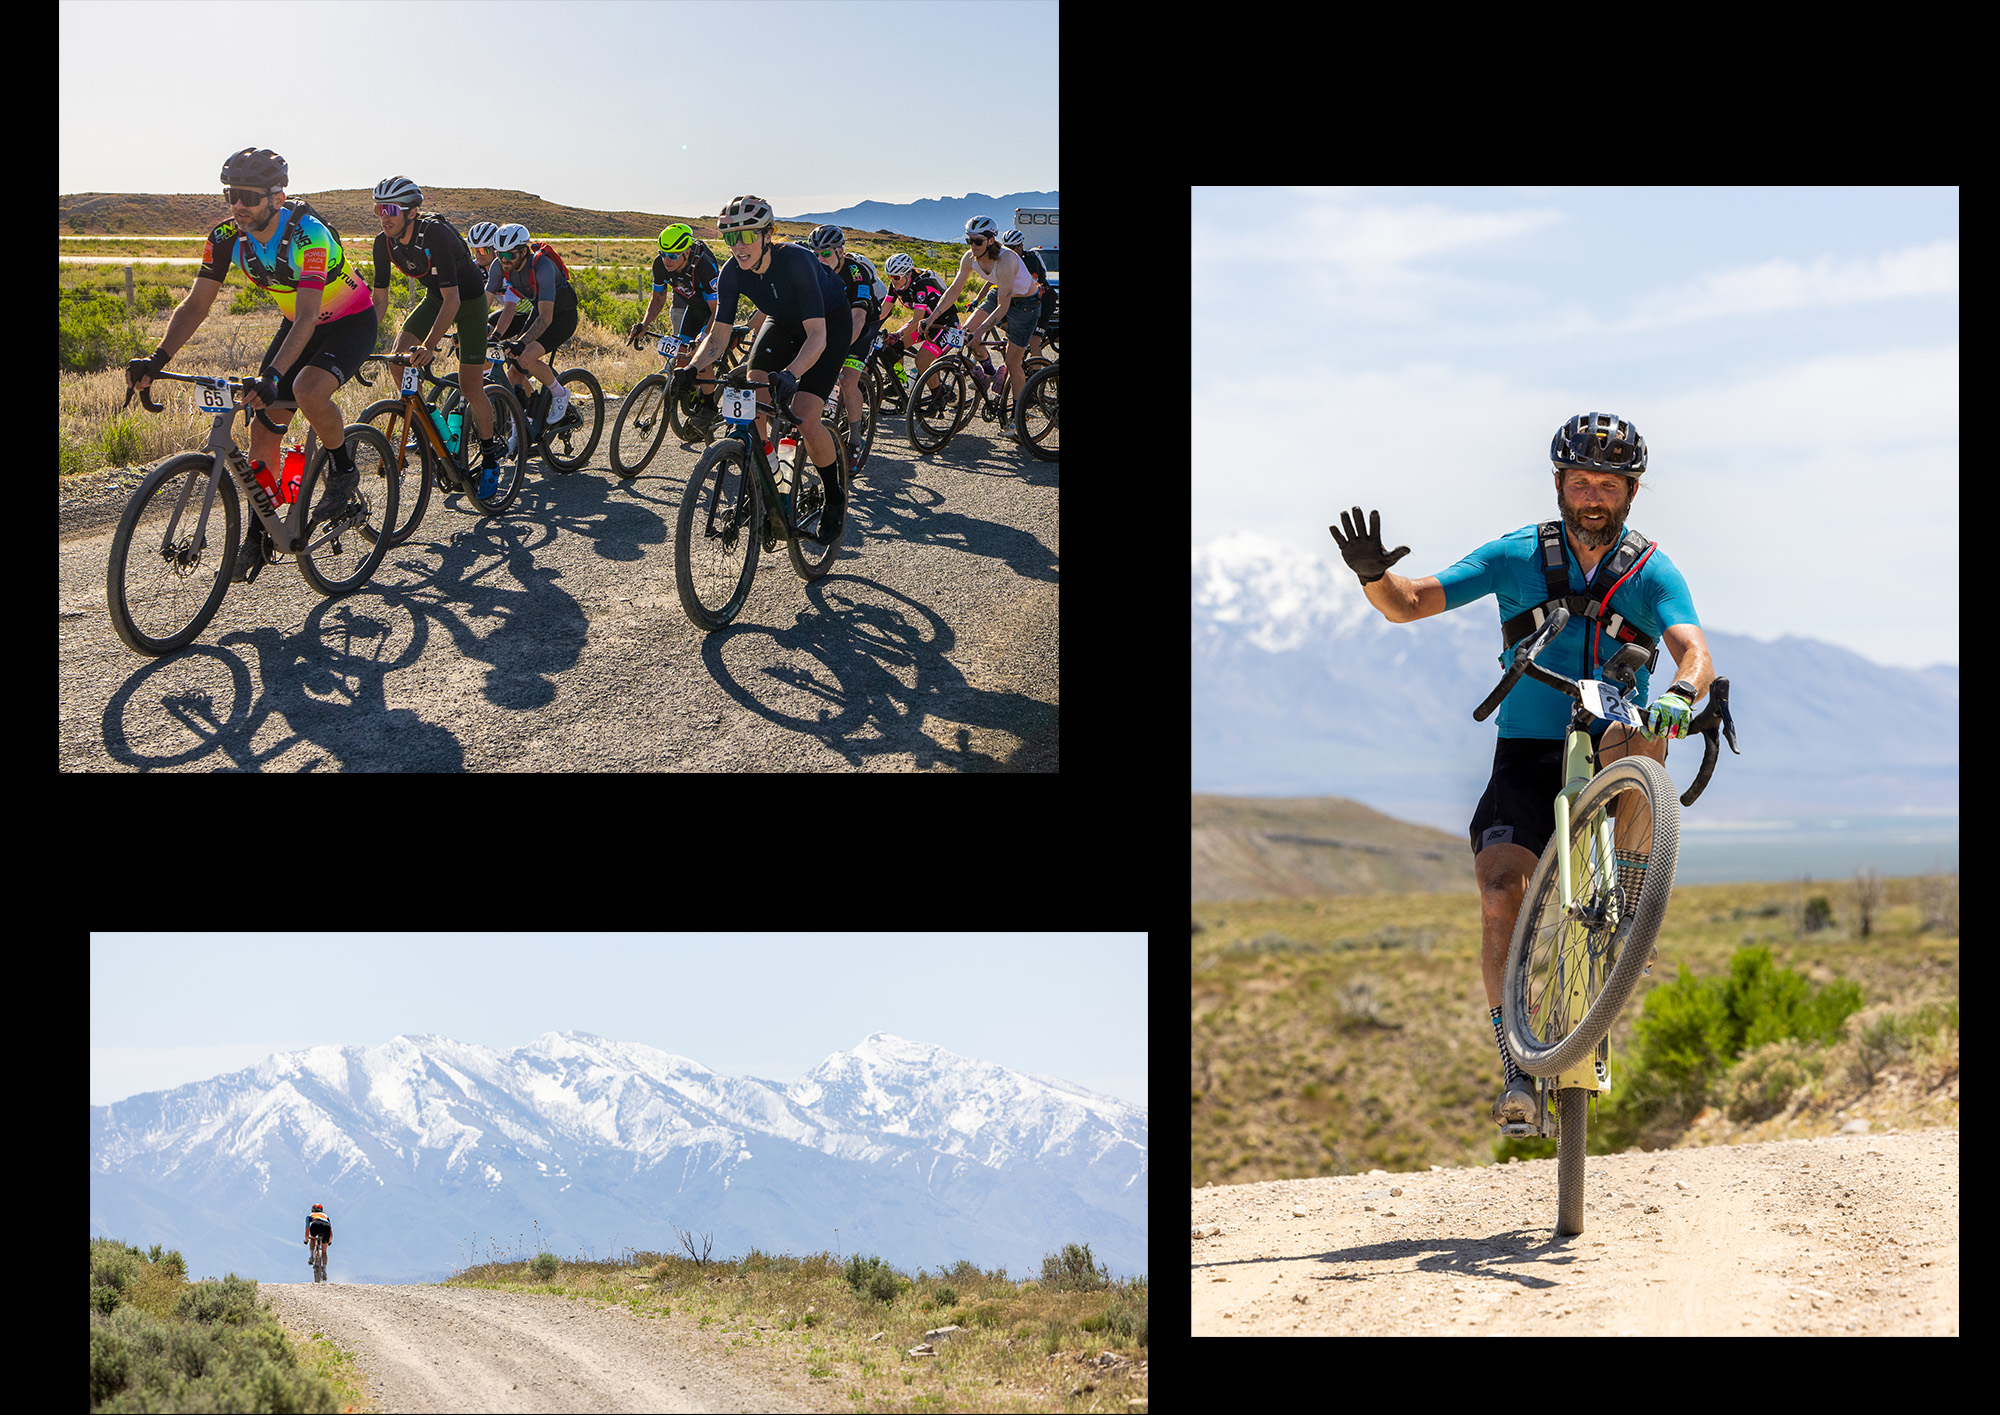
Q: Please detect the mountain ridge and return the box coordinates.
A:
[90,1030,1145,1285]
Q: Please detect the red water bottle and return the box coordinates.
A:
[279,444,305,504]
[249,459,280,506]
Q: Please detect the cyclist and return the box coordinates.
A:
[677,194,848,538]
[919,215,1041,424]
[485,223,579,428]
[804,224,883,472]
[368,176,506,486]
[304,1201,333,1269]
[998,228,1055,359]
[627,222,722,368]
[1328,412,1717,1129]
[125,148,378,577]
[871,252,958,397]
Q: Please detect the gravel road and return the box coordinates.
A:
[258,1282,837,1413]
[59,414,1057,770]
[1193,1127,1957,1335]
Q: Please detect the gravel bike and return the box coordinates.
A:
[107,373,399,656]
[608,325,748,475]
[1480,604,1738,1235]
[306,1234,328,1283]
[354,352,529,544]
[673,367,849,631]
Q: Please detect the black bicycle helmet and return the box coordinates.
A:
[1551,412,1646,477]
[220,147,288,189]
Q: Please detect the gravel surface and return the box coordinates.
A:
[1193,1127,1958,1335]
[257,1282,837,1413]
[60,415,1057,770]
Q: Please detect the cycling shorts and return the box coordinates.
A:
[260,307,378,406]
[404,288,490,367]
[1469,732,1609,860]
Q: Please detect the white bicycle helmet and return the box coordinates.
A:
[884,252,915,278]
[372,175,423,207]
[466,220,500,248]
[492,223,532,254]
[964,215,999,239]
[718,194,775,233]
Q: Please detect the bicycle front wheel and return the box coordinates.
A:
[1502,754,1680,1078]
[675,437,759,631]
[105,452,239,656]
[610,373,670,476]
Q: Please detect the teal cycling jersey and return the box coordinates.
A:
[1436,521,1699,739]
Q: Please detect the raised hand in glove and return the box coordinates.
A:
[1328,507,1411,584]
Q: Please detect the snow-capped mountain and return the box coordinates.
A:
[89,1031,1147,1286]
[1194,532,1959,825]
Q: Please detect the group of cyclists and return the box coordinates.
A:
[123,147,1057,584]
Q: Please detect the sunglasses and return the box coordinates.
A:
[721,229,764,247]
[225,188,270,207]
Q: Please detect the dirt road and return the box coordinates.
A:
[1192,1128,1957,1335]
[257,1283,836,1412]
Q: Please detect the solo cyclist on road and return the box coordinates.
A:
[1329,412,1718,1130]
[304,1202,332,1269]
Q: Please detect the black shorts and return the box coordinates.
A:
[261,308,379,405]
[747,316,847,400]
[1468,731,1609,860]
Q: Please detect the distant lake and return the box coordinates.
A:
[1676,813,1958,883]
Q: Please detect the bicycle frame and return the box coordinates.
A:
[140,379,350,559]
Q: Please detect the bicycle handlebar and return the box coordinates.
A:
[1472,603,1741,808]
[122,369,256,418]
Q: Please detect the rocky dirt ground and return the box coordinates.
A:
[1193,1127,1957,1336]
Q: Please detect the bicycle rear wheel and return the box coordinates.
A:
[786,417,847,582]
[1502,754,1680,1078]
[296,426,399,596]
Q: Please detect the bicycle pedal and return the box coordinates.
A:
[1497,1122,1537,1138]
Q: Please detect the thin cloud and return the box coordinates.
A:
[1622,239,1958,330]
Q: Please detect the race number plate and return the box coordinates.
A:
[940,327,967,350]
[719,384,759,424]
[402,365,422,395]
[199,382,231,412]
[1577,679,1645,728]
[657,334,685,357]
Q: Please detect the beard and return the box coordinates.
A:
[1555,480,1634,550]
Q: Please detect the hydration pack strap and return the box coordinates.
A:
[1500,520,1660,673]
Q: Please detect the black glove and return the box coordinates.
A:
[1329,507,1411,584]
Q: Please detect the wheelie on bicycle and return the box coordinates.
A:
[1332,411,1740,1238]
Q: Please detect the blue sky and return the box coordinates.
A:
[59,1,1057,217]
[1192,187,1959,669]
[89,933,1145,1109]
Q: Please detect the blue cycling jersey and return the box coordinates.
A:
[1436,521,1699,740]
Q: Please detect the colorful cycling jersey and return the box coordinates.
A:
[1435,521,1699,740]
[199,203,373,325]
[829,253,883,316]
[714,241,848,335]
[886,269,957,329]
[649,240,722,305]
[371,213,484,301]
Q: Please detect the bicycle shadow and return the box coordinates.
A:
[1194,1229,1586,1290]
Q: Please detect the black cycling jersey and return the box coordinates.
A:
[715,242,848,335]
[372,213,484,302]
[649,240,722,305]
